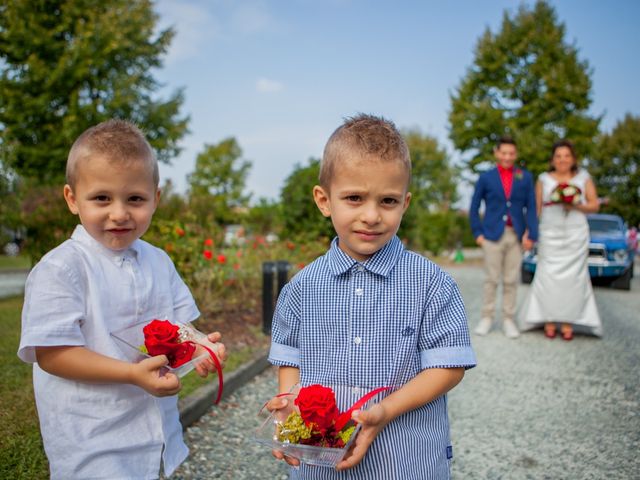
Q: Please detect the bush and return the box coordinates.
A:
[143,220,329,316]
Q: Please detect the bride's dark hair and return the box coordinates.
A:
[548,139,579,173]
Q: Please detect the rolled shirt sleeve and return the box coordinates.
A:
[418,270,477,370]
[268,282,301,367]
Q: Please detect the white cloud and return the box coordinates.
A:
[155,1,219,66]
[256,77,284,93]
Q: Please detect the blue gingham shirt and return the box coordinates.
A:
[269,236,477,479]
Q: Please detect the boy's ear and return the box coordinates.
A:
[312,185,331,217]
[154,188,161,209]
[403,192,412,212]
[63,184,79,215]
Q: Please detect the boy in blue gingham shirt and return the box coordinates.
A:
[268,114,476,479]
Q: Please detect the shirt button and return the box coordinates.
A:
[502,215,508,221]
[352,387,360,395]
[506,201,511,207]
[356,265,364,273]
[354,336,362,345]
[355,288,364,296]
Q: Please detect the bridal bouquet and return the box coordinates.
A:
[550,182,582,206]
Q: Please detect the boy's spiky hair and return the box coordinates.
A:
[320,113,411,188]
[66,119,158,188]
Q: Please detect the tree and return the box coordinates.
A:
[590,114,640,227]
[449,0,599,176]
[246,198,283,237]
[0,0,188,183]
[187,138,251,226]
[279,158,333,241]
[399,130,463,252]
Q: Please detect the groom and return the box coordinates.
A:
[469,136,538,338]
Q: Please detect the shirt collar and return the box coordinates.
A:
[326,235,405,278]
[496,163,514,173]
[71,225,140,267]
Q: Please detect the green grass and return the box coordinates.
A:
[0,255,31,271]
[1,294,265,479]
[0,295,49,480]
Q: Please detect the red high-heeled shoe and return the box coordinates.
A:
[544,324,557,339]
[561,328,573,341]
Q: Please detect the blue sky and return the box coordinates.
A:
[154,0,640,204]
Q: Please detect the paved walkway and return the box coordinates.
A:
[173,264,640,479]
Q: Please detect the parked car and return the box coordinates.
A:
[522,213,635,290]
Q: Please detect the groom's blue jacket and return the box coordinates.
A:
[469,166,538,242]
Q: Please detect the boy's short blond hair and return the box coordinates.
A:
[320,114,411,189]
[66,119,159,188]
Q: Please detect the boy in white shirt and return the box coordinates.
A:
[18,119,226,479]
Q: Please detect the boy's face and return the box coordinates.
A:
[313,156,411,262]
[494,143,517,169]
[63,155,160,251]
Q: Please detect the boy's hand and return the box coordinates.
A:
[336,403,390,471]
[194,331,227,378]
[266,396,301,467]
[130,355,181,397]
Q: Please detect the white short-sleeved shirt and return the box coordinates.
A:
[18,225,200,479]
[269,236,477,479]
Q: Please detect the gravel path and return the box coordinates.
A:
[173,263,640,479]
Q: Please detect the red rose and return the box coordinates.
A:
[294,384,340,433]
[143,320,180,356]
[204,238,214,246]
[203,250,213,260]
[217,254,226,264]
[175,227,185,237]
[168,341,196,368]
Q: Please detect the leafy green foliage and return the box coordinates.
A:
[20,182,77,263]
[399,130,461,248]
[591,114,640,226]
[245,197,283,236]
[187,138,251,226]
[279,158,334,241]
[0,0,188,184]
[449,0,600,176]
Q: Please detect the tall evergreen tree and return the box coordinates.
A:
[591,114,640,226]
[0,0,188,183]
[449,0,599,175]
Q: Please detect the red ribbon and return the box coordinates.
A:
[334,386,391,431]
[186,341,224,405]
[260,386,391,430]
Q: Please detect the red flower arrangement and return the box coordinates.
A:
[550,182,582,206]
[274,384,389,448]
[141,319,224,403]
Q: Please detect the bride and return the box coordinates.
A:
[518,140,603,339]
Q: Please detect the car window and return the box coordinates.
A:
[588,219,620,234]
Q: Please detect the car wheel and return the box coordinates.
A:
[610,267,632,291]
[521,266,533,284]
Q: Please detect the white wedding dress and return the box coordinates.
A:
[518,170,603,336]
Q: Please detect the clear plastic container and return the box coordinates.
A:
[111,320,217,377]
[254,385,374,468]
